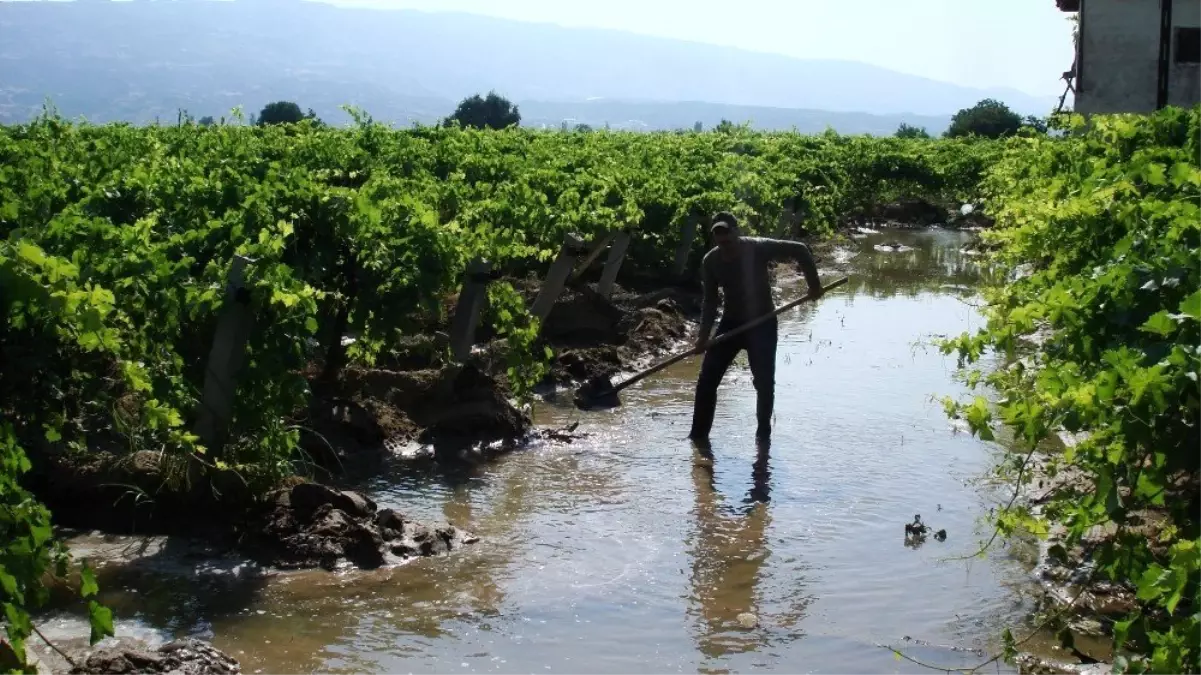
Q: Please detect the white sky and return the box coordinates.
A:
[320,0,1077,97]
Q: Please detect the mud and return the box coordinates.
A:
[250,481,477,571]
[296,363,531,472]
[1013,652,1113,675]
[541,287,695,387]
[22,449,266,540]
[25,448,477,573]
[69,638,240,675]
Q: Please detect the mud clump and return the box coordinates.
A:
[21,449,263,539]
[254,481,477,570]
[541,286,694,386]
[849,199,945,227]
[69,638,240,675]
[540,286,627,347]
[300,363,530,470]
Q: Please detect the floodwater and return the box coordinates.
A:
[39,228,1049,674]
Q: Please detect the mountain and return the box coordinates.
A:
[0,0,1056,132]
[517,100,954,135]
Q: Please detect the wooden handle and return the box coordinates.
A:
[604,276,847,396]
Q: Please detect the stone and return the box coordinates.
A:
[288,483,375,521]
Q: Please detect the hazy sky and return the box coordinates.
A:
[320,0,1077,97]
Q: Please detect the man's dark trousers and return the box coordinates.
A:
[689,316,778,440]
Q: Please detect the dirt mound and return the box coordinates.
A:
[253,481,477,570]
[541,287,627,346]
[22,450,261,537]
[299,363,530,470]
[69,638,240,675]
[544,293,692,386]
[850,199,945,227]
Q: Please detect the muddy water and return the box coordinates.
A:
[43,228,1046,674]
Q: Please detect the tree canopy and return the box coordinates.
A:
[444,92,521,130]
[895,123,931,139]
[257,101,319,126]
[944,99,1024,139]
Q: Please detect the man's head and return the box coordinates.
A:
[710,211,740,254]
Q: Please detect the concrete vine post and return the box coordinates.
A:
[449,258,493,362]
[671,214,699,280]
[569,231,617,286]
[531,232,587,328]
[193,254,255,459]
[596,230,633,299]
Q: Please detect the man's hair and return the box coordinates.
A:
[711,211,739,230]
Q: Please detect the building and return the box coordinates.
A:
[1057,0,1200,113]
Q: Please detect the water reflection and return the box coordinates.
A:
[686,441,779,661]
[837,229,1001,300]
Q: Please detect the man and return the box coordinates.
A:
[689,211,823,443]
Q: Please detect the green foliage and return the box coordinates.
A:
[444,91,521,130]
[895,123,931,139]
[945,98,1025,139]
[485,282,550,402]
[257,101,317,126]
[940,105,1201,673]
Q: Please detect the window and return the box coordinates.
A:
[1176,26,1201,64]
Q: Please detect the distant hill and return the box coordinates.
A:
[515,100,953,135]
[0,0,1055,133]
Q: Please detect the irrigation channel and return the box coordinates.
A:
[36,227,1067,674]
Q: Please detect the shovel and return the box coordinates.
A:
[572,276,847,409]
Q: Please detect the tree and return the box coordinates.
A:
[198,116,216,127]
[944,99,1024,139]
[1021,115,1049,134]
[694,121,703,132]
[574,123,593,132]
[256,101,318,126]
[444,91,520,130]
[895,123,930,139]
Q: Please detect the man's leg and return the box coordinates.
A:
[688,327,742,442]
[746,320,779,440]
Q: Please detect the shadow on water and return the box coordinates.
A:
[39,227,1045,674]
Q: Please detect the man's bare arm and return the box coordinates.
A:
[759,238,822,295]
[697,257,719,348]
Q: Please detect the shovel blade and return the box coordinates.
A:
[573,375,620,409]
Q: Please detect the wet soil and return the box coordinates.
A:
[26,449,477,575]
[68,638,241,675]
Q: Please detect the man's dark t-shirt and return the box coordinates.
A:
[698,236,821,338]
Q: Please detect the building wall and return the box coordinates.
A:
[1167,0,1200,108]
[1077,0,1162,114]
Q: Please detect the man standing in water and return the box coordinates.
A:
[689,212,823,444]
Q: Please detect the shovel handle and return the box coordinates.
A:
[603,276,847,396]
